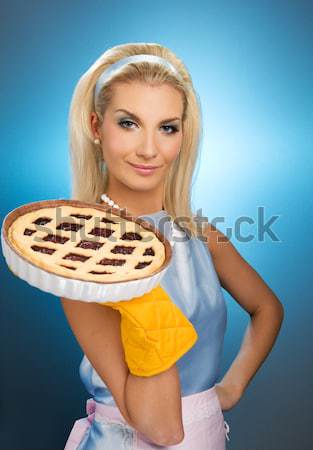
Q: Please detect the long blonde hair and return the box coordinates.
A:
[68,42,203,238]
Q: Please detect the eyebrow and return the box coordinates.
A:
[114,108,181,124]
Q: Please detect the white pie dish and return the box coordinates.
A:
[1,199,172,302]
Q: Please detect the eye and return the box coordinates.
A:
[118,120,179,134]
[162,125,179,134]
[118,119,136,129]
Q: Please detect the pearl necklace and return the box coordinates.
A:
[100,193,122,210]
[101,193,166,216]
[100,192,177,248]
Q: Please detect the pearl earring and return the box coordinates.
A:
[94,138,100,145]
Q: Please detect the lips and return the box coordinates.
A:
[129,163,160,169]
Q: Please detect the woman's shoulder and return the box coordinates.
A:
[201,222,230,259]
[172,218,230,257]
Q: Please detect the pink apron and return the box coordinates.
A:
[64,384,231,449]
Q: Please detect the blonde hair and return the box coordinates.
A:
[68,42,203,238]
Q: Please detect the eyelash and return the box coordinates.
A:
[118,119,179,134]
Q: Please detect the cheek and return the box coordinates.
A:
[162,134,182,163]
[102,123,132,158]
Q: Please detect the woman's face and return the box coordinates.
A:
[91,81,184,194]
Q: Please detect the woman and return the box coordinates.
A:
[61,42,284,449]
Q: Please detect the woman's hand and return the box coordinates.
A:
[214,382,244,411]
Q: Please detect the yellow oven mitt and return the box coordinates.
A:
[97,284,198,377]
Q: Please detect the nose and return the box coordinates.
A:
[135,131,159,160]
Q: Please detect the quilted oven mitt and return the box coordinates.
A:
[97,284,198,377]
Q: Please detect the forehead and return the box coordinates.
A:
[110,81,184,115]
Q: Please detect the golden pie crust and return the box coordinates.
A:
[4,199,170,283]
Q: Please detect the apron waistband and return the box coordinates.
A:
[85,384,230,441]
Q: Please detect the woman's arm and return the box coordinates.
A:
[126,364,184,445]
[60,298,184,446]
[205,223,284,409]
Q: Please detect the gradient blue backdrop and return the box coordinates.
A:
[1,1,312,449]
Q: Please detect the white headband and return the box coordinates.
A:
[94,54,183,104]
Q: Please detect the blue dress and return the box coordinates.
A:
[79,208,227,404]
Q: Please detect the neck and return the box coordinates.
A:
[104,186,164,216]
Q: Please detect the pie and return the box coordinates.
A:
[4,200,169,283]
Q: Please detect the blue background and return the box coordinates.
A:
[1,1,312,449]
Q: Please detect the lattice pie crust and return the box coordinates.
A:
[7,203,166,283]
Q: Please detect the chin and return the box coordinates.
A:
[123,178,161,192]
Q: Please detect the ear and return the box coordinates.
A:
[90,111,101,138]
